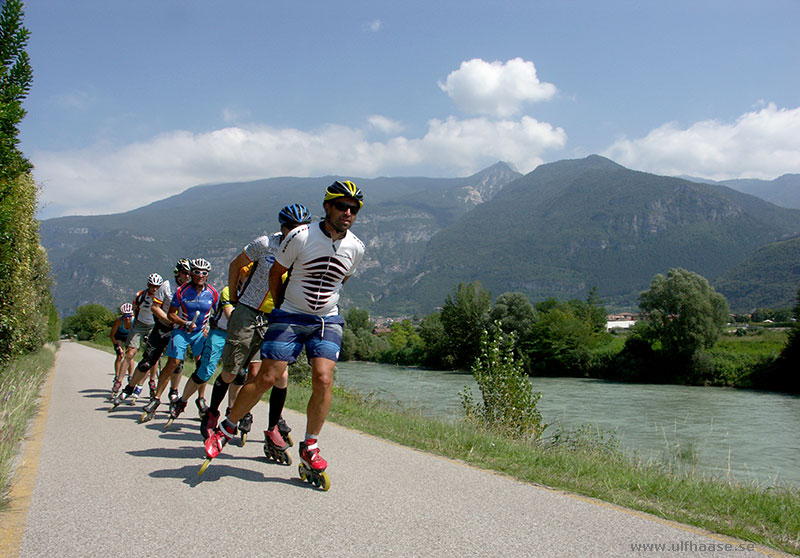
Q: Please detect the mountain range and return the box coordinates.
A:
[40,156,800,317]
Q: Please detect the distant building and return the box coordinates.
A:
[606,312,638,331]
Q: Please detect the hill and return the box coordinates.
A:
[682,174,800,210]
[40,163,521,315]
[374,156,800,313]
[713,236,800,311]
[42,156,800,317]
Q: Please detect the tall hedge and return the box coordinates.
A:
[0,1,56,362]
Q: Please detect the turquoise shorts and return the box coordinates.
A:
[194,329,227,382]
[166,328,206,361]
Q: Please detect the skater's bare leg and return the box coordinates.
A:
[306,358,334,436]
[154,358,181,399]
[227,359,286,423]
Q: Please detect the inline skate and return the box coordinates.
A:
[238,412,253,446]
[139,398,160,423]
[263,425,292,465]
[195,397,209,418]
[277,416,293,447]
[163,398,187,430]
[198,420,237,476]
[298,439,330,491]
[129,384,143,405]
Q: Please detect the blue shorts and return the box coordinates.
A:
[166,328,206,361]
[260,309,344,363]
[194,329,227,382]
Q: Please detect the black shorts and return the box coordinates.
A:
[136,321,174,373]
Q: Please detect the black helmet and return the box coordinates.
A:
[174,258,191,276]
[324,180,363,208]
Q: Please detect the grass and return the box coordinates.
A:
[285,380,800,556]
[0,344,58,511]
[79,340,800,554]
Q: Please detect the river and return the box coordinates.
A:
[333,361,800,487]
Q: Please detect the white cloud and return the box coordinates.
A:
[32,116,566,217]
[367,115,404,134]
[603,103,800,180]
[438,57,557,118]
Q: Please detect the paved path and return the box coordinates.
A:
[2,343,790,557]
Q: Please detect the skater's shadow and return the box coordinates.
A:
[128,445,204,461]
[82,388,113,400]
[151,461,301,488]
[106,410,147,421]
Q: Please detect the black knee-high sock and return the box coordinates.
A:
[268,386,287,429]
[209,375,230,413]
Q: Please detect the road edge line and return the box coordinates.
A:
[0,346,60,558]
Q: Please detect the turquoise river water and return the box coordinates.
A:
[333,361,800,487]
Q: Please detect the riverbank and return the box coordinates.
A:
[286,380,799,555]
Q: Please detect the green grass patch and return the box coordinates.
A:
[286,379,800,555]
[0,344,58,511]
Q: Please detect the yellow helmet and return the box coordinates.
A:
[324,180,363,208]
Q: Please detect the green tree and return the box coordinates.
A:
[638,268,729,357]
[0,0,33,182]
[529,299,597,376]
[439,281,491,369]
[460,323,545,440]
[344,307,371,334]
[418,311,448,367]
[62,304,115,342]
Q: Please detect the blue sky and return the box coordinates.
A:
[18,0,800,218]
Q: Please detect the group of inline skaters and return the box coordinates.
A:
[106,180,365,489]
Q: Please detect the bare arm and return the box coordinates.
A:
[269,261,289,310]
[228,251,251,303]
[110,318,121,344]
[151,302,169,324]
[167,305,194,331]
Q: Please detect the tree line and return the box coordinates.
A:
[339,269,799,394]
[0,0,59,364]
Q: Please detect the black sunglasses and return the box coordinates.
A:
[332,200,360,214]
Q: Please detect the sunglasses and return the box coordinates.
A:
[332,201,360,214]
[192,270,209,276]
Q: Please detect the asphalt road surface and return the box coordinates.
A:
[4,342,789,557]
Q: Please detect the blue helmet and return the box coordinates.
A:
[278,203,311,226]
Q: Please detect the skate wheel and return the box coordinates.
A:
[283,452,292,466]
[240,433,247,447]
[163,418,174,431]
[198,458,212,476]
[284,434,294,447]
[138,412,148,423]
[319,472,330,491]
[298,465,306,482]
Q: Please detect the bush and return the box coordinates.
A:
[460,324,545,440]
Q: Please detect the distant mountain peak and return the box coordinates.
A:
[458,161,523,207]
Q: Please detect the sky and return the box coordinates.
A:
[16,0,800,219]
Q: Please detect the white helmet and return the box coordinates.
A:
[190,258,211,272]
[147,273,164,287]
[120,303,133,315]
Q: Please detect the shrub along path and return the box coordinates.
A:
[2,342,788,558]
